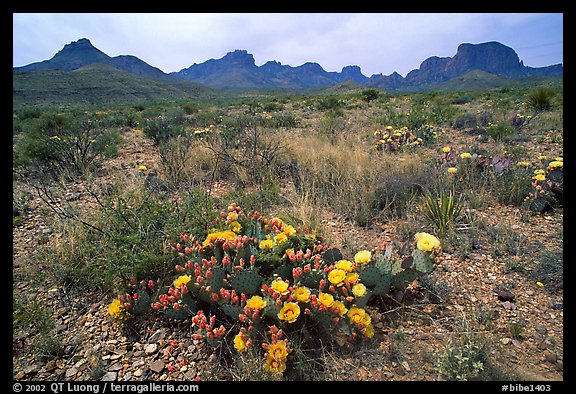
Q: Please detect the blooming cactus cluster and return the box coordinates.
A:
[373,124,442,152]
[107,203,442,376]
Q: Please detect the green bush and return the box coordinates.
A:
[525,87,555,111]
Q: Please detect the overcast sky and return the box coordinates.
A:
[13,13,563,77]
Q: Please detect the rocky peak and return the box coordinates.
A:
[220,50,256,67]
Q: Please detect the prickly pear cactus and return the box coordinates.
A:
[220,302,245,321]
[412,248,435,274]
[359,265,381,287]
[163,293,197,320]
[131,289,151,315]
[323,248,343,264]
[230,269,262,296]
[391,268,419,289]
[371,273,392,296]
[273,264,293,282]
[190,267,226,303]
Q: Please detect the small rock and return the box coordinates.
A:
[65,367,78,378]
[15,371,25,380]
[400,361,411,372]
[500,338,511,345]
[148,328,167,343]
[108,363,123,372]
[495,286,516,302]
[149,360,165,373]
[145,344,158,355]
[544,351,557,363]
[502,301,516,310]
[134,369,143,377]
[101,372,117,381]
[45,360,58,372]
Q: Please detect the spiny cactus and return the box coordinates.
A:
[130,289,151,315]
[391,268,419,289]
[230,269,262,296]
[412,248,435,274]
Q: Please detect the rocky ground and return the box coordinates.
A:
[13,121,564,382]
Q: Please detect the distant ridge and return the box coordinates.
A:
[14,38,563,92]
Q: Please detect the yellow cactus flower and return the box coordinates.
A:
[354,250,372,265]
[264,357,286,373]
[332,300,348,317]
[283,225,296,237]
[448,167,458,174]
[352,283,367,297]
[234,334,247,352]
[268,341,289,361]
[246,295,266,310]
[318,292,334,308]
[271,278,289,295]
[202,230,237,247]
[328,268,346,286]
[460,152,471,159]
[229,221,242,233]
[293,287,311,303]
[173,275,191,289]
[108,299,129,320]
[274,232,288,247]
[277,302,300,323]
[335,259,354,272]
[442,146,451,153]
[414,232,440,252]
[259,235,275,251]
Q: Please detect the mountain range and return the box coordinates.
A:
[14,38,563,92]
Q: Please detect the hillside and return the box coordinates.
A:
[13,64,217,108]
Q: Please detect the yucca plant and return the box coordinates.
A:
[525,87,554,112]
[422,188,465,238]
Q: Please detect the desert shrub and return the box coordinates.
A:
[142,115,186,146]
[421,188,465,238]
[315,96,344,111]
[525,87,555,111]
[435,338,488,381]
[13,112,122,179]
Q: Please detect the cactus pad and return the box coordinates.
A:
[163,293,197,320]
[392,268,419,289]
[371,274,392,296]
[220,302,245,321]
[412,248,435,274]
[230,269,262,296]
[323,248,343,264]
[359,265,382,286]
[131,289,151,315]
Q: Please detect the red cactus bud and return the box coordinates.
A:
[250,255,256,265]
[240,293,247,303]
[124,302,132,309]
[305,308,312,315]
[210,293,219,302]
[151,302,162,311]
[125,294,132,302]
[262,343,269,350]
[133,293,139,301]
[275,299,283,307]
[192,334,203,341]
[239,314,248,323]
[232,295,239,304]
[176,243,182,251]
[173,303,181,310]
[119,295,125,303]
[131,276,138,284]
[210,315,216,326]
[239,258,245,267]
[196,276,204,284]
[252,309,260,319]
[175,265,185,273]
[319,279,326,288]
[346,296,354,303]
[329,285,336,293]
[148,280,155,289]
[332,317,339,325]
[342,286,348,295]
[185,247,193,255]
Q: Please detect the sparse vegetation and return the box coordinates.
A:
[13,78,563,381]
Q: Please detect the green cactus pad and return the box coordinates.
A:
[273,264,294,282]
[353,289,372,308]
[371,274,392,296]
[392,268,419,289]
[220,302,245,321]
[323,248,343,264]
[374,254,393,276]
[359,265,382,286]
[130,289,151,315]
[390,259,404,276]
[263,298,281,322]
[230,269,262,296]
[163,293,197,320]
[412,248,435,274]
